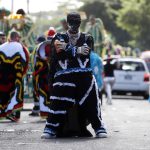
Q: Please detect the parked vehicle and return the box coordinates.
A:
[140,51,150,71]
[112,57,149,99]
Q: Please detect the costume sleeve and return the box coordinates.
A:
[53,33,78,59]
[85,34,94,51]
[65,34,94,56]
[55,33,94,59]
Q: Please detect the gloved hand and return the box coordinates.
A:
[54,40,67,53]
[77,44,90,55]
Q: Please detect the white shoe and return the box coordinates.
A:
[41,133,56,139]
[96,132,107,138]
[106,100,112,105]
[95,127,108,138]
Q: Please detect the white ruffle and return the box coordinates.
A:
[58,60,68,69]
[93,75,101,116]
[77,58,89,68]
[50,96,75,103]
[48,109,66,114]
[54,68,92,78]
[46,121,59,127]
[79,77,95,105]
[53,82,76,87]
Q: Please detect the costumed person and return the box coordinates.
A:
[15,9,35,50]
[32,27,56,118]
[0,8,10,36]
[14,9,36,103]
[90,51,104,105]
[29,35,46,117]
[41,12,107,139]
[0,31,6,45]
[85,15,105,56]
[0,31,29,121]
[47,27,56,40]
[56,18,69,33]
[104,56,115,105]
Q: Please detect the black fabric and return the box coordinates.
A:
[45,31,102,137]
[49,32,94,71]
[48,32,94,89]
[46,73,102,134]
[104,62,115,77]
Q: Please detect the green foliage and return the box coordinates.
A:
[116,0,150,50]
[79,0,131,46]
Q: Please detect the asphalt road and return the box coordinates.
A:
[0,96,150,150]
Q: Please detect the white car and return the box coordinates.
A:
[112,57,150,99]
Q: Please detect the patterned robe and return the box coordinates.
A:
[0,42,29,119]
[33,41,51,118]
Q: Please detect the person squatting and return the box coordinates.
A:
[41,12,107,139]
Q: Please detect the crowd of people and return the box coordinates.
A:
[0,9,118,139]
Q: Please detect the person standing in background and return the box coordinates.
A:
[30,27,56,118]
[15,8,35,50]
[104,57,115,105]
[0,31,6,45]
[85,15,105,56]
[29,35,46,117]
[56,18,69,33]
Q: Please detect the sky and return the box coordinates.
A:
[0,0,83,13]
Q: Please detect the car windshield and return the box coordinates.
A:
[115,61,145,71]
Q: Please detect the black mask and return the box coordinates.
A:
[67,12,81,34]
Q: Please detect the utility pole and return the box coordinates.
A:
[11,0,14,13]
[27,0,29,14]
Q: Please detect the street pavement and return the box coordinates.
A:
[0,96,150,150]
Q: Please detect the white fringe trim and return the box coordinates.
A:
[53,82,76,87]
[54,68,92,78]
[77,58,89,68]
[50,96,75,103]
[79,77,95,105]
[48,109,66,114]
[93,75,101,116]
[58,60,68,69]
[46,121,60,127]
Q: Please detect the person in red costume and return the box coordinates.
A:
[0,31,29,122]
[29,35,46,117]
[31,27,56,118]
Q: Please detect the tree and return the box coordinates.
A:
[79,0,131,46]
[116,0,150,50]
